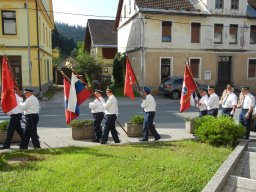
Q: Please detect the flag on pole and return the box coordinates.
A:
[124,57,136,100]
[180,64,198,112]
[1,56,17,113]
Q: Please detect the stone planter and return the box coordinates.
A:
[185,121,195,134]
[0,130,21,144]
[125,123,154,137]
[72,125,95,140]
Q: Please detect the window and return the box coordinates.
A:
[161,58,171,80]
[229,24,238,44]
[2,11,16,35]
[214,24,223,44]
[102,48,117,59]
[215,0,223,9]
[250,25,256,44]
[191,22,201,43]
[231,0,239,9]
[248,59,256,78]
[162,21,172,42]
[189,58,200,79]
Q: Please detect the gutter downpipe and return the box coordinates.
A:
[139,12,145,89]
[26,0,32,88]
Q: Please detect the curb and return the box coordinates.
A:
[202,139,248,192]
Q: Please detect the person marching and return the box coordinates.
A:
[220,84,237,117]
[19,88,41,149]
[101,87,120,144]
[238,87,255,139]
[140,87,161,142]
[204,85,219,117]
[197,88,208,117]
[88,89,105,142]
[0,89,23,149]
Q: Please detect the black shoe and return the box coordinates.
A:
[154,137,161,141]
[19,147,28,150]
[0,146,10,150]
[91,139,100,143]
[115,141,120,143]
[139,139,148,141]
[101,141,107,144]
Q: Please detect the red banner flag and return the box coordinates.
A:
[180,64,197,112]
[124,57,136,100]
[1,56,17,113]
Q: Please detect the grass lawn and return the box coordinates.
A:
[0,140,232,192]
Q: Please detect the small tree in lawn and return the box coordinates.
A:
[75,42,102,88]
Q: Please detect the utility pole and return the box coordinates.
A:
[140,13,145,89]
[26,0,32,88]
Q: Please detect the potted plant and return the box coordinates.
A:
[0,120,21,143]
[184,117,198,134]
[70,119,95,140]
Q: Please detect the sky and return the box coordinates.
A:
[52,0,119,26]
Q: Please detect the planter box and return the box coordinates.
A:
[72,125,95,140]
[185,121,195,134]
[125,123,154,137]
[0,130,21,144]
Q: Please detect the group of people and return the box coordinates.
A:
[0,88,40,150]
[88,86,160,144]
[195,84,255,139]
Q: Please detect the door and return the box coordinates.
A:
[161,58,171,81]
[217,56,232,92]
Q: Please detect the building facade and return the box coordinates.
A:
[115,0,256,93]
[0,0,54,95]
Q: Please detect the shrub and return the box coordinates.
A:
[70,119,93,129]
[0,120,9,130]
[129,115,144,124]
[194,115,246,146]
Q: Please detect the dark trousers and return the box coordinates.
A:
[101,114,120,143]
[222,108,233,118]
[142,112,160,140]
[3,113,23,147]
[239,109,252,139]
[208,108,218,117]
[199,110,207,117]
[20,114,40,149]
[92,112,104,141]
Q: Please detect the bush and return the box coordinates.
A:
[70,119,93,129]
[194,115,246,146]
[129,115,144,124]
[0,120,9,130]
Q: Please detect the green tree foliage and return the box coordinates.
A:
[112,53,126,88]
[75,42,102,88]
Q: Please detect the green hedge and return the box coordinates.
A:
[0,120,9,130]
[70,119,93,129]
[129,115,144,124]
[194,115,246,146]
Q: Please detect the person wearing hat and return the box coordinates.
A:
[101,87,120,144]
[197,88,208,117]
[88,89,105,142]
[203,85,219,117]
[220,84,237,117]
[19,88,40,149]
[0,89,23,150]
[140,86,161,141]
[238,86,255,139]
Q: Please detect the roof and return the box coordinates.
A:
[86,19,117,47]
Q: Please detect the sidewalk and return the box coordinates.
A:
[0,127,194,152]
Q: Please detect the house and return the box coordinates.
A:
[0,0,54,95]
[84,19,117,81]
[115,0,256,93]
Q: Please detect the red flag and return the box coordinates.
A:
[1,56,17,113]
[180,64,197,112]
[64,77,78,124]
[124,57,136,100]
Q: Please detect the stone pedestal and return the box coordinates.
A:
[185,121,195,134]
[0,130,21,144]
[72,125,95,140]
[125,123,154,137]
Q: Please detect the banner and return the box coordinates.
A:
[124,57,136,100]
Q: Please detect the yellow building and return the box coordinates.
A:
[0,0,54,95]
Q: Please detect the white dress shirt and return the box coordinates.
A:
[103,95,118,115]
[242,93,255,109]
[19,95,40,115]
[89,97,105,113]
[7,93,22,115]
[141,94,156,112]
[222,92,237,108]
[204,93,219,110]
[198,95,208,112]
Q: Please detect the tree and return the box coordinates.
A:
[75,42,102,88]
[112,53,126,88]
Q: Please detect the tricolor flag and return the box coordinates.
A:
[180,64,198,112]
[124,57,137,100]
[1,56,18,113]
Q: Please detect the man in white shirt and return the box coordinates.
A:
[101,87,120,144]
[239,86,255,139]
[197,88,208,117]
[140,87,161,141]
[19,88,40,149]
[89,89,105,142]
[0,90,23,149]
[221,84,237,118]
[204,85,219,117]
